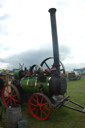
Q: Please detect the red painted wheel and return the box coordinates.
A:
[28,93,52,120]
[1,84,20,108]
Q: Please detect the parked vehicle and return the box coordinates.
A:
[68,71,81,80]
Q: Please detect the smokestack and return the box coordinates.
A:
[49,8,60,74]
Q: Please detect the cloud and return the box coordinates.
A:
[0,0,4,8]
[0,13,9,20]
[0,43,84,71]
[1,48,53,69]
[0,2,10,35]
[0,44,71,70]
[0,0,85,72]
[59,44,72,61]
[56,1,69,7]
[64,62,85,71]
[0,24,8,35]
[0,4,2,8]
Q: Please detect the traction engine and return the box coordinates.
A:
[1,8,85,120]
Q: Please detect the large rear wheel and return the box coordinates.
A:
[28,93,52,120]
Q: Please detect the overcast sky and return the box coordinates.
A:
[0,0,85,71]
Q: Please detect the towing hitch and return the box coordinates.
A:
[52,95,85,114]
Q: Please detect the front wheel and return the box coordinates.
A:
[28,93,52,120]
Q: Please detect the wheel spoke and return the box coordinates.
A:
[4,94,9,97]
[4,97,8,100]
[4,88,9,94]
[12,97,18,102]
[12,98,17,104]
[32,97,37,103]
[40,110,43,119]
[44,62,50,70]
[43,106,50,111]
[10,99,12,105]
[35,109,39,116]
[32,107,37,111]
[30,102,38,107]
[35,95,39,103]
[41,96,43,103]
[6,99,10,105]
[11,89,15,95]
[12,94,17,97]
[41,109,47,117]
[42,102,48,106]
[13,100,16,104]
[60,69,63,71]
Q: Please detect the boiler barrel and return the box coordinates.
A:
[21,76,67,95]
[20,77,50,94]
[21,77,38,92]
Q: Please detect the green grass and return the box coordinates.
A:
[1,78,85,128]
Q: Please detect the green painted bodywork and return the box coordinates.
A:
[21,77,50,94]
[14,70,20,78]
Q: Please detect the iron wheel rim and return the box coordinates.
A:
[28,93,52,120]
[1,84,20,108]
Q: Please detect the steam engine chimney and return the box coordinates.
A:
[49,8,60,74]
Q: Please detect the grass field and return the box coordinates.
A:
[0,77,85,128]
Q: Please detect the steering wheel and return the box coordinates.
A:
[40,57,66,75]
[29,64,43,76]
